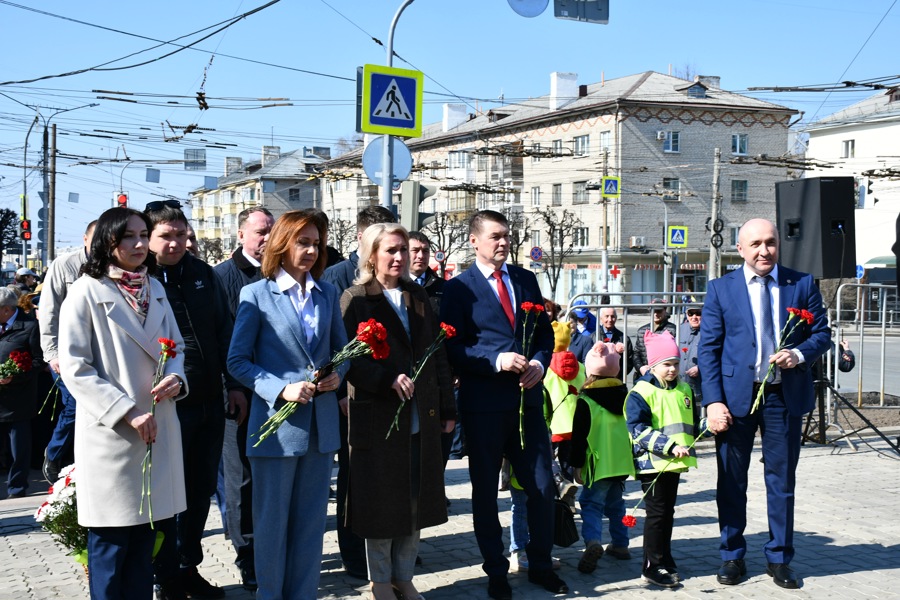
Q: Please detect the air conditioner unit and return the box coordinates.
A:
[656,131,667,141]
[629,236,646,249]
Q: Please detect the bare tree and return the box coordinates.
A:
[0,209,20,268]
[422,211,470,278]
[502,206,531,267]
[672,62,699,82]
[198,238,225,264]
[333,135,364,157]
[329,218,356,257]
[532,207,583,298]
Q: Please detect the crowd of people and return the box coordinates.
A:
[0,207,850,599]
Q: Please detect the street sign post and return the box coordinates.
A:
[361,64,423,138]
[434,250,446,262]
[529,246,544,261]
[601,176,621,199]
[667,226,688,248]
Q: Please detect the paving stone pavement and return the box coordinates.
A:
[2,433,900,599]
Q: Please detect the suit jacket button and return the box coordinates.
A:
[428,409,435,417]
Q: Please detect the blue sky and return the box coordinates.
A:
[0,0,897,248]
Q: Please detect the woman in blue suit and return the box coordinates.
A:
[227,209,348,600]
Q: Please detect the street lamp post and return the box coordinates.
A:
[22,115,39,261]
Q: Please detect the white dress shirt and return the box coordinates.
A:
[276,268,320,346]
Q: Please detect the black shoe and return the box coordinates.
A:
[642,566,678,588]
[577,543,604,574]
[155,582,188,600]
[527,569,568,594]
[180,568,224,599]
[343,563,368,580]
[487,576,512,600]
[767,563,799,589]
[42,450,61,484]
[5,490,26,499]
[716,559,747,585]
[239,567,257,591]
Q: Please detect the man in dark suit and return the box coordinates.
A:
[698,218,830,590]
[442,210,567,600]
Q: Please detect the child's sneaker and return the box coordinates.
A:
[577,543,604,574]
[642,566,679,588]
[516,552,562,572]
[605,544,631,560]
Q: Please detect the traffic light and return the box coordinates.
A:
[399,181,437,231]
[116,193,128,208]
[19,219,32,241]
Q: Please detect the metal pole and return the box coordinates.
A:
[41,123,49,265]
[48,124,56,262]
[601,148,609,293]
[22,115,38,262]
[707,147,721,280]
[380,0,416,209]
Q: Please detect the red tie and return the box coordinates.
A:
[492,271,516,329]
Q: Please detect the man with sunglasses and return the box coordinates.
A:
[678,306,703,403]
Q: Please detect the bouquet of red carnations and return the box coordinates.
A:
[0,349,32,381]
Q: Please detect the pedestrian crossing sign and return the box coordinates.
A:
[667,225,688,248]
[361,64,423,138]
[601,176,621,199]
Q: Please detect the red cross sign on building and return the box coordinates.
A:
[609,264,621,279]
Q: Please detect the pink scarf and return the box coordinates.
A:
[107,264,150,322]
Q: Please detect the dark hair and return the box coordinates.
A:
[85,220,98,235]
[356,205,396,231]
[261,209,328,280]
[144,204,189,229]
[469,209,508,236]
[408,230,431,247]
[82,208,156,279]
[238,206,274,230]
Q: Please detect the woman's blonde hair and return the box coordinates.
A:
[260,209,328,280]
[353,223,410,286]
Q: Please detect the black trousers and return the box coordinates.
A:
[638,471,681,572]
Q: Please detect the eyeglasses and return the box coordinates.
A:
[144,199,183,212]
[686,310,702,317]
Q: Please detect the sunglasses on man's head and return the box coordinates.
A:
[144,199,183,212]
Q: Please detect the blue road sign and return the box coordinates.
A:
[530,246,544,261]
[856,264,864,279]
[361,64,423,137]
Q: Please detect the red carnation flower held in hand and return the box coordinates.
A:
[751,306,815,413]
[521,301,534,313]
[440,322,457,339]
[682,347,689,354]
[533,304,545,314]
[622,515,637,528]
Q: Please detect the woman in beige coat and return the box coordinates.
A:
[59,207,188,600]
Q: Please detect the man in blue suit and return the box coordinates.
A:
[442,210,567,600]
[699,219,830,590]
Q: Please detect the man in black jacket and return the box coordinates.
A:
[213,206,274,591]
[145,201,243,600]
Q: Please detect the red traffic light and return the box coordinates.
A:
[20,219,32,240]
[116,193,128,207]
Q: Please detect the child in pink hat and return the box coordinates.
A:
[569,341,635,574]
[624,331,711,588]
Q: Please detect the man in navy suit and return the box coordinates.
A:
[442,210,567,600]
[699,219,830,590]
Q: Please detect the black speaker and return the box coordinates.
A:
[775,177,856,279]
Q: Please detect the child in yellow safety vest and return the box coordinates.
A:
[625,330,711,588]
[570,341,634,575]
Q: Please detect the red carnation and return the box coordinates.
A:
[682,347,689,354]
[533,304,545,314]
[800,309,814,325]
[622,515,637,528]
[440,322,457,339]
[370,341,390,361]
[787,307,801,317]
[521,301,534,313]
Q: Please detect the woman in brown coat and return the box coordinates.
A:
[340,223,456,600]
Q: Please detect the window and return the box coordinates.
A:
[686,84,707,99]
[662,178,680,200]
[531,143,542,163]
[477,154,488,171]
[599,225,611,247]
[531,230,541,248]
[531,186,541,207]
[573,227,589,247]
[288,188,300,203]
[598,131,611,152]
[334,179,343,192]
[731,180,748,203]
[552,139,563,160]
[552,184,562,206]
[663,131,680,153]
[842,139,855,159]
[730,226,740,248]
[573,134,590,157]
[573,181,589,205]
[732,133,748,155]
[477,192,486,209]
[448,151,469,169]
